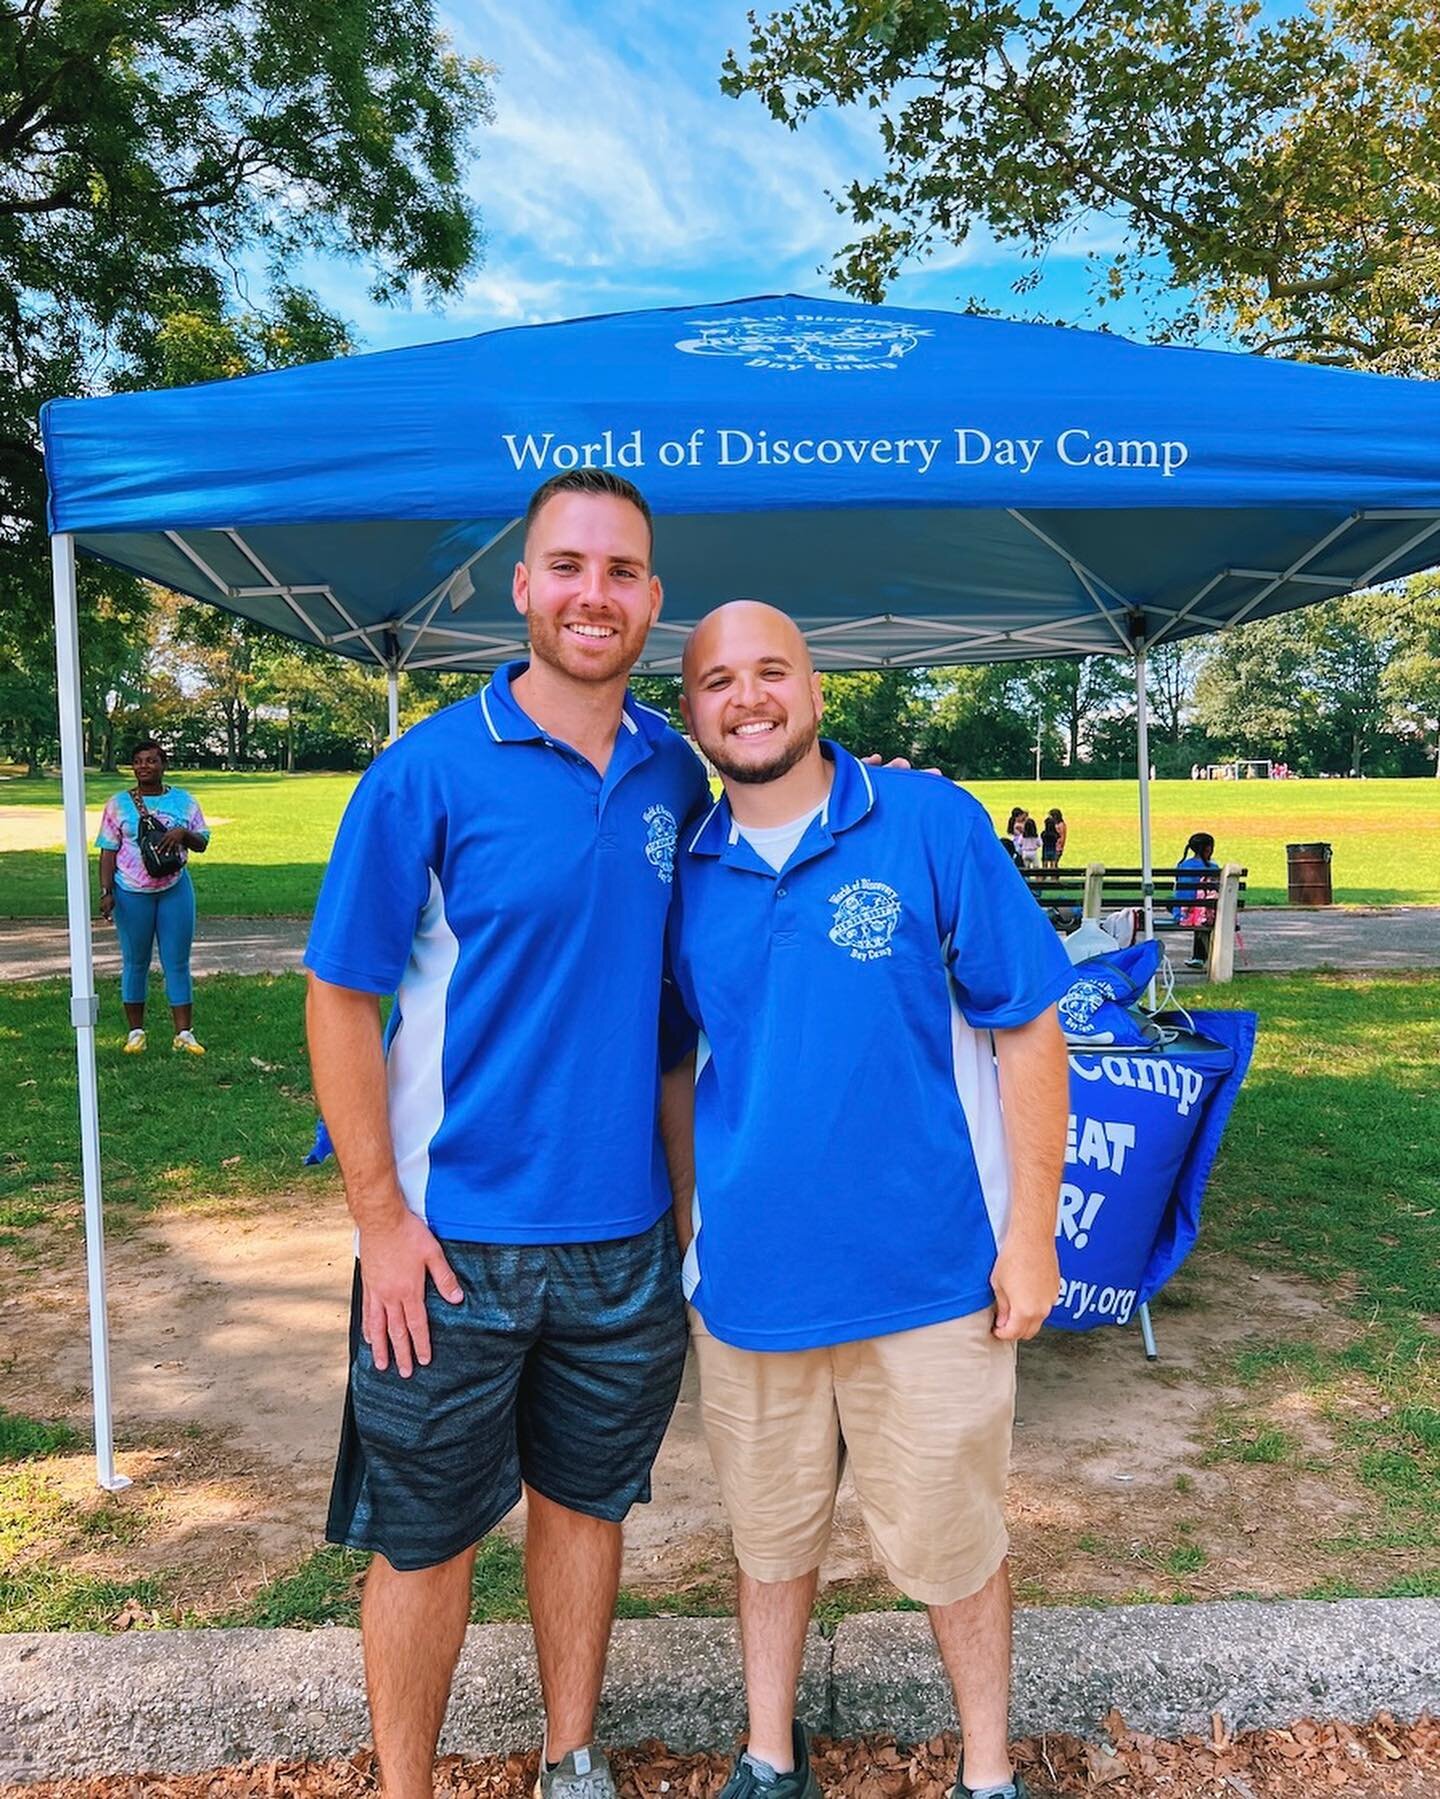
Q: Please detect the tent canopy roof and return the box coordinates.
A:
[41,293,1440,671]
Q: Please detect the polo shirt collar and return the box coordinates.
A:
[479,659,669,749]
[687,740,876,871]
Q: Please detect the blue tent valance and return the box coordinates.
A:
[41,294,1440,670]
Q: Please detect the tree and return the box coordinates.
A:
[723,0,1440,371]
[1192,615,1316,761]
[1302,593,1396,775]
[0,0,492,766]
[818,669,921,761]
[1146,642,1200,746]
[912,664,1033,777]
[1020,655,1131,769]
[1384,575,1440,775]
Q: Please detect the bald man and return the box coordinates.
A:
[667,603,1072,1799]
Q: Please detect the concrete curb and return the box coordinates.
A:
[1,1601,1436,1784]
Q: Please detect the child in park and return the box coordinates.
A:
[1040,812,1062,876]
[1174,830,1220,968]
[1018,815,1042,868]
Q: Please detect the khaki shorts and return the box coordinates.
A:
[691,1307,1015,1607]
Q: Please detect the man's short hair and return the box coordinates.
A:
[523,469,654,560]
[130,737,167,763]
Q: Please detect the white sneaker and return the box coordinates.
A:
[172,1029,205,1056]
[123,1029,146,1054]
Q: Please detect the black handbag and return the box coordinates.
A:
[133,790,185,879]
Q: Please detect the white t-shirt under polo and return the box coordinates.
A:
[735,802,825,872]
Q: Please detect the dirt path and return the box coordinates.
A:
[4,907,1440,982]
[2,1193,1391,1618]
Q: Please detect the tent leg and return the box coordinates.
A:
[386,666,400,744]
[1138,1301,1159,1361]
[51,535,129,1493]
[1134,643,1155,943]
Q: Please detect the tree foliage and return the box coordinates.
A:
[0,0,492,768]
[60,579,1440,779]
[818,669,922,762]
[722,0,1440,371]
[1192,581,1437,773]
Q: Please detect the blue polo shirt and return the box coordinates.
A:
[668,744,1073,1350]
[305,663,710,1243]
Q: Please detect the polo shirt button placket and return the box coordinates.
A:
[772,884,797,947]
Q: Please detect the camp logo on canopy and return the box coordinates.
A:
[828,878,903,960]
[643,803,678,883]
[675,314,930,373]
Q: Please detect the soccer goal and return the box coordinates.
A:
[1205,759,1273,780]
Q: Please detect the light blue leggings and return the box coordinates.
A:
[113,872,196,1006]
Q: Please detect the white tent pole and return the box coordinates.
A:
[51,533,129,1493]
[386,666,400,744]
[1134,637,1155,943]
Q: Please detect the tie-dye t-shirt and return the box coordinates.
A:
[95,788,210,893]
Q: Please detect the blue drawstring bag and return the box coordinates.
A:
[1058,939,1164,1047]
[1070,937,1163,1000]
[304,1117,333,1166]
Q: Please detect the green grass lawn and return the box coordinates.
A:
[1187,973,1439,1601]
[0,972,334,1239]
[1,968,1435,1625]
[2,768,1437,914]
[0,770,354,917]
[965,776,1440,908]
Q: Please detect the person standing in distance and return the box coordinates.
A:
[95,738,210,1055]
[667,603,1071,1799]
[305,471,710,1799]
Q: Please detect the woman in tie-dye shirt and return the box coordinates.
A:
[95,739,210,1055]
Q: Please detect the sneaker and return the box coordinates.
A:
[535,1746,618,1799]
[953,1774,1029,1799]
[172,1029,205,1055]
[123,1029,146,1054]
[718,1722,821,1799]
[957,1770,1022,1799]
[1184,957,1206,970]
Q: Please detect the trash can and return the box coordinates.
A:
[1286,841,1333,905]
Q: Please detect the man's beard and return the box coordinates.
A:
[527,610,644,684]
[707,716,819,785]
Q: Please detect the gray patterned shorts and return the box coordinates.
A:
[325,1215,687,1570]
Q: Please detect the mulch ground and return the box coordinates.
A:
[8,1719,1439,1799]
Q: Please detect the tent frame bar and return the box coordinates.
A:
[1006,510,1137,655]
[393,517,522,644]
[51,534,130,1493]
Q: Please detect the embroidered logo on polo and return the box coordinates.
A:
[643,804,678,883]
[828,878,902,960]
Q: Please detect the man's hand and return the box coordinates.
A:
[860,753,945,775]
[991,1237,1061,1341]
[359,1209,464,1377]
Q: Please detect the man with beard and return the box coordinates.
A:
[667,602,1071,1799]
[305,470,709,1799]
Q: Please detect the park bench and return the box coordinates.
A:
[1019,861,1248,982]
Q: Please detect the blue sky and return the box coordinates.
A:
[308,0,1151,354]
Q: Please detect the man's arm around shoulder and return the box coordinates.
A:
[305,972,462,1377]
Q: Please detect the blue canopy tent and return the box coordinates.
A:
[41,293,1440,1486]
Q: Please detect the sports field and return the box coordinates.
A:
[1,768,1436,914]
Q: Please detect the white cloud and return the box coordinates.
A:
[433,0,877,326]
